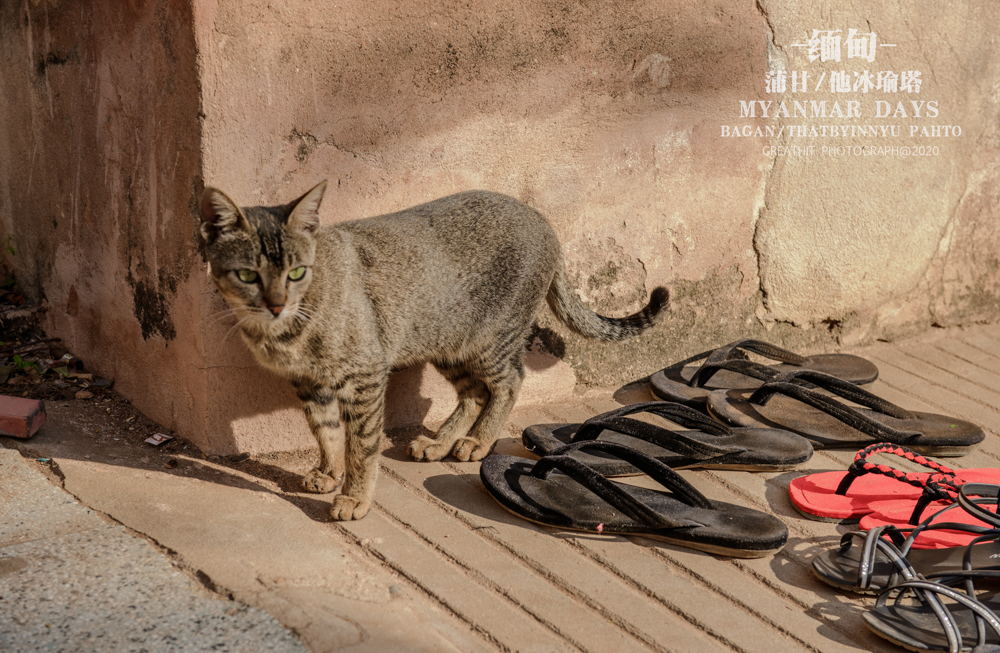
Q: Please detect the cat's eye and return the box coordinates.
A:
[236,269,258,283]
[288,266,307,281]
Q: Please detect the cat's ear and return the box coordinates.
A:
[286,180,327,234]
[200,187,249,244]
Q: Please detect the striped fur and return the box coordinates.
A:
[200,183,668,520]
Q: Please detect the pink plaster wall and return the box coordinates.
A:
[191,0,775,452]
[0,0,210,445]
[2,1,998,455]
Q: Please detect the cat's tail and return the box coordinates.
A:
[546,263,669,341]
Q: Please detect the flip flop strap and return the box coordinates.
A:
[664,339,807,388]
[567,416,746,461]
[906,480,964,525]
[760,370,914,419]
[533,441,715,527]
[835,442,957,496]
[878,580,1000,652]
[577,401,730,437]
[571,402,745,461]
[689,359,782,389]
[704,339,809,366]
[748,381,922,444]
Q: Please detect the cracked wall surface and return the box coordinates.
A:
[752,1,1000,343]
[2,0,999,453]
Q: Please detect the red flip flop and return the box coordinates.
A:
[788,443,1000,522]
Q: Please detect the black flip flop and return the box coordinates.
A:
[521,401,813,476]
[480,441,788,558]
[706,370,985,456]
[650,339,879,408]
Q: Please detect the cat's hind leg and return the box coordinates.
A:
[293,380,346,494]
[409,362,489,462]
[450,354,525,462]
[414,333,529,462]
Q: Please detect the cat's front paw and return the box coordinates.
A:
[451,437,495,462]
[409,435,451,462]
[329,494,371,521]
[302,468,343,494]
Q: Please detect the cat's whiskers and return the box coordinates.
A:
[295,301,330,328]
[222,320,244,343]
[223,308,271,342]
[203,306,242,329]
[292,303,318,323]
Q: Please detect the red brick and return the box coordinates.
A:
[0,395,46,438]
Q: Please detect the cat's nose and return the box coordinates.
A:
[267,304,284,317]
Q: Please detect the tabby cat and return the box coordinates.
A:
[199,182,667,520]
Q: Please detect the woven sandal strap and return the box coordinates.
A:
[767,370,914,419]
[904,489,1000,532]
[578,401,730,437]
[533,441,714,523]
[906,479,966,525]
[749,381,922,444]
[835,442,957,496]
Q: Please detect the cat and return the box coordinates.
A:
[199,181,668,520]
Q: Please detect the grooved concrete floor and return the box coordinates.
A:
[6,323,1000,652]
